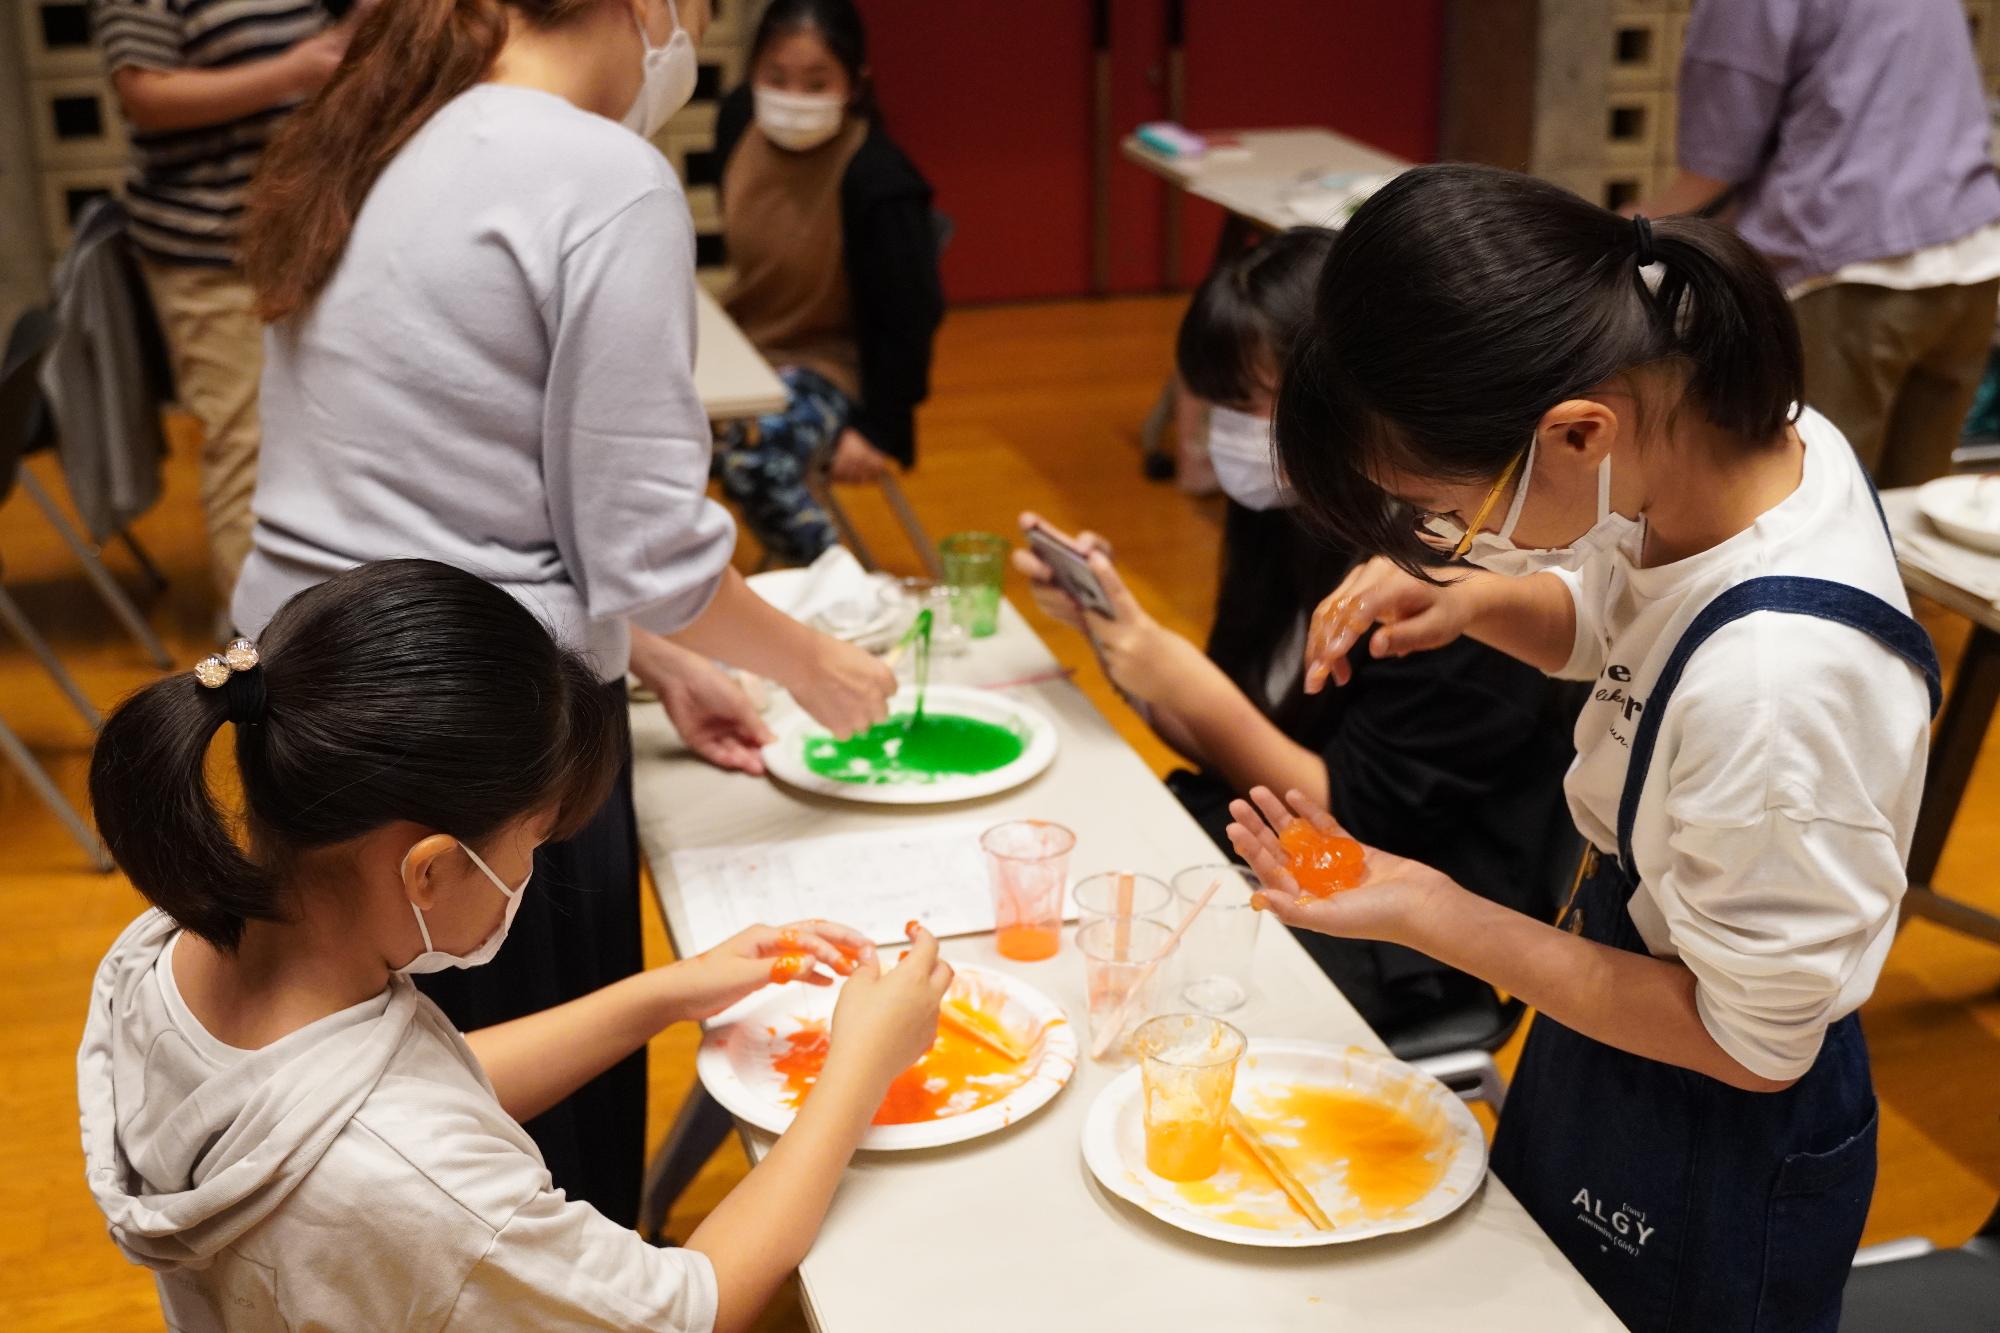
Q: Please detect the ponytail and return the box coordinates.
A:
[243,0,595,322]
[1273,163,1804,573]
[89,677,279,951]
[88,560,622,951]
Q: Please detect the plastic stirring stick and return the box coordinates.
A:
[1113,871,1134,958]
[1090,877,1223,1059]
[940,1000,1029,1064]
[1226,1107,1335,1231]
[909,607,934,727]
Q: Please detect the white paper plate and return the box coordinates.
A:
[698,965,1077,1151]
[1081,1040,1486,1248]
[746,566,907,651]
[1917,474,2000,554]
[762,685,1058,805]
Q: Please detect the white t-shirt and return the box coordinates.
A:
[1547,408,1931,1082]
[84,919,716,1332]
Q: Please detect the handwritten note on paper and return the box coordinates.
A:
[672,822,1065,953]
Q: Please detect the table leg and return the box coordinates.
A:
[1903,622,2000,945]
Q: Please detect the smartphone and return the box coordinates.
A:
[1026,523,1116,619]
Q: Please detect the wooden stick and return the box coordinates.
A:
[940,1000,1028,1064]
[1113,871,1135,958]
[1227,1108,1334,1231]
[1090,877,1222,1059]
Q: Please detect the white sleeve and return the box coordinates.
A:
[540,184,736,636]
[1656,812,1901,1082]
[1542,565,1606,682]
[446,1186,719,1332]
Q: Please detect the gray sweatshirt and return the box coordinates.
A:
[78,911,718,1330]
[232,84,735,677]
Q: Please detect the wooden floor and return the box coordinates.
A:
[5,296,1998,1328]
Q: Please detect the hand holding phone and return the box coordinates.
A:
[1021,518,1116,619]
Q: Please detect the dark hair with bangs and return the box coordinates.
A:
[1177,226,1337,408]
[89,559,619,950]
[1273,163,1803,574]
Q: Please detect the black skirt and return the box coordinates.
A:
[417,680,646,1228]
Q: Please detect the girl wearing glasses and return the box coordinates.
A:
[1226,164,1938,1332]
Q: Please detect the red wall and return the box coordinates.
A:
[863,2,1445,303]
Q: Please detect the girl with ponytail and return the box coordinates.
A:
[1225,164,1939,1330]
[79,559,948,1333]
[232,0,899,1225]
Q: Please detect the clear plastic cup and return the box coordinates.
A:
[1136,1013,1247,1182]
[981,820,1075,961]
[894,577,969,658]
[1072,871,1174,938]
[1171,865,1262,1014]
[1077,917,1176,1063]
[939,532,1009,638]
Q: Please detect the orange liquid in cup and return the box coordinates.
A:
[1146,1117,1227,1181]
[995,922,1060,961]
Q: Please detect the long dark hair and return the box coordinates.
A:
[1176,227,1347,722]
[89,560,620,950]
[1178,226,1336,409]
[750,0,877,118]
[1274,163,1804,575]
[244,0,597,322]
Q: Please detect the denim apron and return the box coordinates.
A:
[1488,572,1942,1333]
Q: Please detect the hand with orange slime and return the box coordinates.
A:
[1278,821,1365,898]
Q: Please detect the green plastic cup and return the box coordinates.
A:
[939,532,1009,638]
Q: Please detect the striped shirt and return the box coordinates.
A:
[92,0,331,267]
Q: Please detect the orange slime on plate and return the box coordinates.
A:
[1278,823,1365,897]
[773,1002,1036,1126]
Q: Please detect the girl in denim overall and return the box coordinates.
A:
[1225,164,1939,1333]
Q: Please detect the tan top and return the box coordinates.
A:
[721,118,869,399]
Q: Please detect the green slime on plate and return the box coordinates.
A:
[803,712,1027,785]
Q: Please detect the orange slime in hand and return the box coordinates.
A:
[768,953,813,983]
[1279,823,1365,898]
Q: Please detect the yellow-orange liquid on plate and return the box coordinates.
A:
[1170,1082,1453,1225]
[773,1010,1035,1126]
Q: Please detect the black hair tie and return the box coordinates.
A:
[226,666,267,727]
[1633,214,1657,267]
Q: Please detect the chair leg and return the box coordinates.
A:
[117,528,168,595]
[0,586,101,728]
[638,1086,738,1244]
[878,472,943,579]
[0,715,112,871]
[1411,1048,1509,1113]
[811,472,879,570]
[19,472,172,669]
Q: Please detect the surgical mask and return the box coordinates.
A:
[754,86,847,152]
[621,0,697,140]
[395,842,531,975]
[1459,438,1637,577]
[1207,406,1290,511]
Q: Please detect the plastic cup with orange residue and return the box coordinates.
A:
[1135,1013,1247,1182]
[1078,917,1176,1063]
[980,819,1075,961]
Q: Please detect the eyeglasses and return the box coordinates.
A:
[1413,448,1529,559]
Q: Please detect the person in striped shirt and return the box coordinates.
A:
[92,0,363,605]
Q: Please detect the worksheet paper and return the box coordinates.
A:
[670,821,1074,953]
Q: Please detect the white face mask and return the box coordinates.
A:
[621,0,698,140]
[754,86,847,152]
[1207,406,1290,511]
[1459,437,1638,577]
[395,841,531,976]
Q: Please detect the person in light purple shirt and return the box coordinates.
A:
[1634,0,2000,487]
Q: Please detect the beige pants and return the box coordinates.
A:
[1793,277,2000,490]
[138,257,263,602]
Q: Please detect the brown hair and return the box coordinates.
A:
[243,0,599,323]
